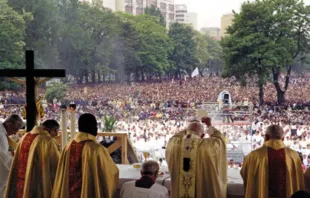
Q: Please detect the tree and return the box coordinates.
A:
[58,0,120,83]
[8,0,61,69]
[121,14,171,81]
[221,0,310,105]
[268,0,310,104]
[111,13,142,82]
[0,0,31,90]
[45,82,68,102]
[205,35,223,75]
[144,5,166,27]
[194,31,209,76]
[221,1,275,104]
[169,23,198,79]
[78,2,121,83]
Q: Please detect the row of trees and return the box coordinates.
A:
[221,0,310,105]
[1,0,222,84]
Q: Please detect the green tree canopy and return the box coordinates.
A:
[144,5,166,27]
[169,23,198,78]
[8,0,60,69]
[221,0,310,105]
[45,82,68,102]
[1,0,223,85]
[0,0,31,90]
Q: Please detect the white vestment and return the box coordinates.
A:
[0,123,12,198]
[120,181,169,198]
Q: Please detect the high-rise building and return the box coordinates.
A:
[221,13,234,37]
[200,27,221,40]
[125,0,175,27]
[80,0,125,11]
[175,4,198,30]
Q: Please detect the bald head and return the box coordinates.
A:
[141,160,159,177]
[266,125,284,140]
[187,121,204,136]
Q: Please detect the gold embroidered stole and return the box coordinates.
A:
[179,131,201,198]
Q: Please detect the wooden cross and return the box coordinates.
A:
[0,50,66,131]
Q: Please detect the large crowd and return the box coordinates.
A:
[1,74,310,162]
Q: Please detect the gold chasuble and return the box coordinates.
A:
[166,126,227,198]
[52,132,119,198]
[5,127,60,198]
[305,167,310,192]
[241,140,304,198]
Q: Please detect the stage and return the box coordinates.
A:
[116,165,244,198]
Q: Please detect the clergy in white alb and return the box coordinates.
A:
[0,115,24,198]
[120,160,169,198]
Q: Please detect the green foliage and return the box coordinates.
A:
[0,0,30,69]
[45,82,68,103]
[194,31,209,74]
[144,5,166,27]
[103,115,117,132]
[8,0,60,69]
[0,0,31,90]
[169,23,198,77]
[221,0,310,104]
[1,0,222,84]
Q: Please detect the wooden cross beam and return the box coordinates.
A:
[0,50,66,131]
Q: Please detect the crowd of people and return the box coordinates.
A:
[1,75,310,164]
[1,112,310,197]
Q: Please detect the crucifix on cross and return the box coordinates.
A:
[0,50,66,131]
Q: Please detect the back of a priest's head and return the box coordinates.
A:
[265,124,284,141]
[78,113,98,136]
[42,119,60,137]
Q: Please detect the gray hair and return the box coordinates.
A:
[266,125,284,139]
[4,114,24,129]
[141,160,159,176]
[187,121,204,135]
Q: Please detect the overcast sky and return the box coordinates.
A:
[175,0,310,29]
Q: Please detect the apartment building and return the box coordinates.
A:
[221,13,234,37]
[175,4,198,30]
[125,0,175,27]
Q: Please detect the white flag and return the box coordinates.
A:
[191,67,199,78]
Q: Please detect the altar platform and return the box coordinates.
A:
[116,165,244,198]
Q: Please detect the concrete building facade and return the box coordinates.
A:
[221,13,234,37]
[175,4,198,30]
[125,0,175,27]
[80,0,125,11]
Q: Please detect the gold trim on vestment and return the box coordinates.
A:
[179,131,201,198]
[73,132,96,142]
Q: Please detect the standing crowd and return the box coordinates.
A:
[1,114,310,198]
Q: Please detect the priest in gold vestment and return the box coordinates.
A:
[166,117,227,198]
[5,120,60,198]
[241,125,304,198]
[52,113,119,198]
[305,167,310,192]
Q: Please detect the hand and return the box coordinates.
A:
[201,117,212,127]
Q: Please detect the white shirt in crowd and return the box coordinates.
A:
[120,181,169,198]
[0,123,12,198]
[297,128,304,137]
